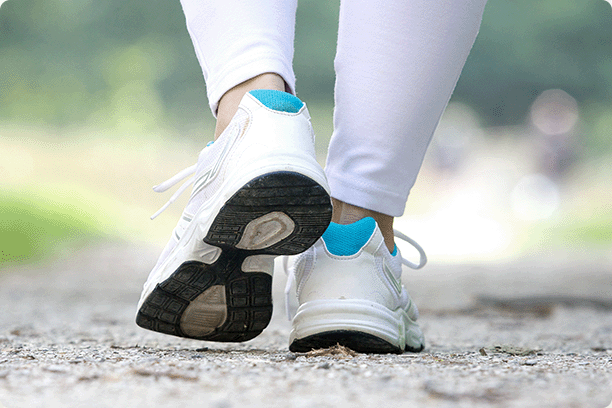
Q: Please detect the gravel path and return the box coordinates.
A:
[0,243,611,408]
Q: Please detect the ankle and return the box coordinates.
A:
[215,73,287,139]
[331,199,395,253]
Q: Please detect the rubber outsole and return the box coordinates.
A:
[136,171,332,342]
[289,330,425,354]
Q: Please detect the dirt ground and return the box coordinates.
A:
[0,242,611,408]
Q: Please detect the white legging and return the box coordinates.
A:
[180,0,487,217]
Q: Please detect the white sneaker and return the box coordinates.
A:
[286,217,426,353]
[136,90,332,342]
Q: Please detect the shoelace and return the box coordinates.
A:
[282,229,427,320]
[149,141,216,220]
[392,229,427,270]
[150,164,197,220]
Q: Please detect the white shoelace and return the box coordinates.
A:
[150,142,217,220]
[150,164,198,220]
[282,229,427,320]
[392,229,428,270]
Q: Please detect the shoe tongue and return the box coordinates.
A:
[321,217,376,256]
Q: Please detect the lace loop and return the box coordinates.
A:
[393,229,427,270]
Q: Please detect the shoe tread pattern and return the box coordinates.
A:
[136,256,272,342]
[136,171,332,342]
[205,172,332,255]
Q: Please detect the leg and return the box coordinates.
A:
[331,198,396,253]
[289,0,487,353]
[179,0,298,116]
[215,73,286,138]
[136,0,332,342]
[327,0,488,248]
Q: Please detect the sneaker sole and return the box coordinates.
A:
[288,299,425,354]
[136,171,332,342]
[289,330,422,354]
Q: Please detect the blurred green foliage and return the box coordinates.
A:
[1,0,612,146]
[1,0,611,264]
[455,0,612,128]
[0,190,104,267]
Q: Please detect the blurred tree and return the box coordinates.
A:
[1,0,611,143]
[455,0,612,127]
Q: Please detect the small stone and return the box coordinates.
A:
[44,365,67,373]
[487,345,540,356]
[78,374,100,382]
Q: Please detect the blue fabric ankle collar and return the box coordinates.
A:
[322,217,376,256]
[249,90,304,113]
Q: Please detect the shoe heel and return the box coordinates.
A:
[289,299,424,353]
[204,171,332,255]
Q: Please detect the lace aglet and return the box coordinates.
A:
[150,202,171,220]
